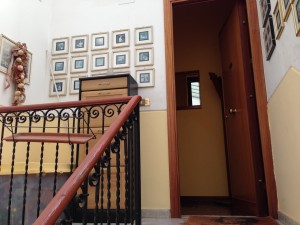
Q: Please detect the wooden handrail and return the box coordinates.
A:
[32,95,141,225]
[0,96,133,113]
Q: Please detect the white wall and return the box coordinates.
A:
[256,1,300,223]
[48,0,167,111]
[256,0,300,100]
[0,0,53,106]
[1,0,167,110]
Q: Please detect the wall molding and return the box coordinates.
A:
[278,211,300,225]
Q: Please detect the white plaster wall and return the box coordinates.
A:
[49,0,167,111]
[256,0,300,100]
[0,0,53,106]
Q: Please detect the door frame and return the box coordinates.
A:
[163,0,278,218]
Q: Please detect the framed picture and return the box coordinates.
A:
[0,34,17,74]
[71,35,89,53]
[135,69,155,87]
[112,29,130,48]
[24,51,32,84]
[70,55,88,73]
[49,77,67,96]
[69,76,86,94]
[51,57,68,75]
[51,37,69,55]
[91,53,108,71]
[280,0,294,21]
[273,0,285,39]
[91,32,109,50]
[263,16,276,60]
[112,50,130,68]
[135,47,154,66]
[135,26,153,45]
[292,0,300,36]
[260,0,271,27]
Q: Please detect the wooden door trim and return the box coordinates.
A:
[244,0,278,218]
[164,0,278,218]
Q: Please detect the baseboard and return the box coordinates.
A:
[278,211,300,225]
[142,209,170,218]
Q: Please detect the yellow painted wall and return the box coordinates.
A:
[173,4,229,196]
[140,110,170,209]
[268,67,300,223]
[0,110,171,210]
[0,118,75,174]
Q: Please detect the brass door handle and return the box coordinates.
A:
[229,108,237,114]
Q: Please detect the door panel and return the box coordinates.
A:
[219,0,267,216]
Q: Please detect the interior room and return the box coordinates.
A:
[1,0,300,224]
[173,0,261,216]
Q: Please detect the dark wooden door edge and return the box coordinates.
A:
[164,0,278,219]
[245,0,278,218]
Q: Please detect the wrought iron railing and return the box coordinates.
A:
[0,96,141,225]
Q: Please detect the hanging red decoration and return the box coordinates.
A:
[9,42,28,106]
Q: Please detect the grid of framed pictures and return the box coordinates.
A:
[134,26,155,88]
[258,0,300,60]
[49,25,156,96]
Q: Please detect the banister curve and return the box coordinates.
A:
[32,95,141,225]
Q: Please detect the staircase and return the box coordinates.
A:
[0,96,141,225]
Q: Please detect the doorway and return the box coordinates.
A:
[173,0,233,216]
[164,0,278,219]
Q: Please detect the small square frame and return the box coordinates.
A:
[292,0,300,36]
[69,75,86,95]
[112,29,130,48]
[273,0,285,39]
[135,47,154,66]
[52,37,69,55]
[71,35,89,53]
[280,0,295,21]
[112,50,130,68]
[135,69,155,87]
[263,16,276,60]
[51,57,68,75]
[70,55,88,73]
[0,34,17,74]
[91,53,109,71]
[91,32,109,50]
[135,26,153,45]
[260,0,271,27]
[49,77,67,96]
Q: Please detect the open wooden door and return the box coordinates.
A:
[219,0,268,216]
